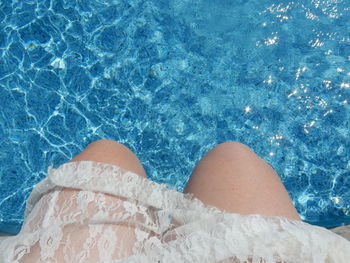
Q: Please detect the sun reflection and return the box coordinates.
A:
[318,98,327,108]
[340,83,350,88]
[330,196,342,204]
[323,109,334,117]
[323,80,332,89]
[305,12,318,20]
[263,75,273,84]
[271,135,283,140]
[296,67,307,80]
[276,14,289,21]
[288,90,297,98]
[264,36,279,46]
[270,135,283,146]
[309,38,324,48]
[303,120,317,134]
[266,3,293,13]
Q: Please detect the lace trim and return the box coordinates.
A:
[1,160,349,263]
[26,161,221,217]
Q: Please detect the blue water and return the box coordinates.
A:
[0,0,349,235]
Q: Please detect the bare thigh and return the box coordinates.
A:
[184,141,301,221]
[20,139,149,262]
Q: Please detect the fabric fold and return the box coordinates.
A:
[1,160,349,263]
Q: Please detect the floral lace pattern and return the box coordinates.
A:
[0,161,349,262]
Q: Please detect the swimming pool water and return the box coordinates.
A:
[0,0,349,234]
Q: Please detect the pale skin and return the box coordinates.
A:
[70,139,301,221]
[69,139,301,263]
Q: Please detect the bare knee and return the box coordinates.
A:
[71,139,147,178]
[213,141,257,160]
[83,139,138,163]
[209,141,275,173]
[86,139,131,153]
[87,139,123,148]
[72,139,133,163]
[212,141,275,176]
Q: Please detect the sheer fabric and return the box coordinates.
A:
[0,161,349,262]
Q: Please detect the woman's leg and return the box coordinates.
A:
[20,139,150,262]
[70,139,148,178]
[184,141,301,221]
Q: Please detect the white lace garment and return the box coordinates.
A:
[0,161,349,263]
